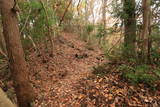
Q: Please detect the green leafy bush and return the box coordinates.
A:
[19,1,58,47]
[96,24,106,38]
[150,27,160,64]
[85,24,95,34]
[119,64,158,89]
[153,69,160,77]
[79,23,95,43]
[119,64,135,72]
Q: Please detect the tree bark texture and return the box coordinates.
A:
[141,0,151,63]
[0,0,35,106]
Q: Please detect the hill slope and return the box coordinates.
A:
[29,33,105,106]
[28,32,160,107]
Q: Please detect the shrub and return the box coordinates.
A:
[96,24,106,38]
[79,23,95,43]
[119,64,158,89]
[92,64,109,77]
[85,24,95,34]
[19,1,58,47]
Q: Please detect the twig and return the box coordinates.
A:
[20,9,31,34]
[106,28,123,55]
[40,0,54,55]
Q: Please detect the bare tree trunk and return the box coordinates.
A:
[102,0,107,27]
[123,0,137,58]
[0,0,35,107]
[85,0,88,22]
[90,0,95,24]
[141,0,151,63]
[59,0,72,26]
[148,7,152,63]
[77,0,81,16]
[92,7,95,24]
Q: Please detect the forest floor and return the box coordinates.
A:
[29,32,105,107]
[28,32,160,107]
[0,32,160,107]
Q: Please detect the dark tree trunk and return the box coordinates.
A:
[141,0,151,63]
[59,0,72,26]
[123,0,137,58]
[0,0,35,107]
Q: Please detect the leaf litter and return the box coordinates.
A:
[0,32,159,107]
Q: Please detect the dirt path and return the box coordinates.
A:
[28,33,160,107]
[28,33,105,107]
[0,32,159,106]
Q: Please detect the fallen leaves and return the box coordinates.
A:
[77,94,86,99]
[104,94,113,100]
[21,33,160,106]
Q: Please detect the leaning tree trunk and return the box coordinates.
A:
[0,0,35,107]
[123,0,137,59]
[141,0,151,63]
[59,0,72,26]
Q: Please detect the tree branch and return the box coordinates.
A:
[59,0,72,26]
